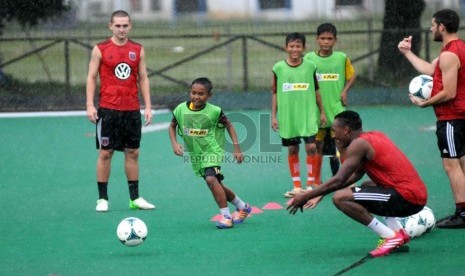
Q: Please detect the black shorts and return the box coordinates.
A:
[316,128,336,156]
[351,186,424,217]
[201,166,224,181]
[281,136,316,147]
[96,108,142,151]
[436,120,465,158]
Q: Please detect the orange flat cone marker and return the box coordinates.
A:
[251,206,263,214]
[210,214,223,221]
[262,202,283,209]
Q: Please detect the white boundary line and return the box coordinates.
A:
[0,108,170,118]
[142,122,171,133]
[420,125,436,131]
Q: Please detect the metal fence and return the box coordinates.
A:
[0,18,449,111]
[0,28,438,93]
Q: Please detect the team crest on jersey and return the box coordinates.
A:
[114,62,131,80]
[183,127,208,137]
[101,137,110,147]
[129,51,136,61]
[282,82,309,92]
[317,73,339,81]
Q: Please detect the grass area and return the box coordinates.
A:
[0,17,443,94]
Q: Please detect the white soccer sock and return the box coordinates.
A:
[384,217,402,232]
[367,217,396,238]
[220,207,231,218]
[231,196,246,210]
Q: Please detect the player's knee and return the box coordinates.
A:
[332,193,342,208]
[306,143,317,154]
[205,176,218,189]
[288,145,299,155]
[332,190,349,209]
[442,159,460,176]
[125,149,140,160]
[99,150,113,160]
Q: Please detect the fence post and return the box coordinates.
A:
[367,18,374,82]
[225,23,233,92]
[64,39,70,93]
[424,30,430,62]
[242,36,248,92]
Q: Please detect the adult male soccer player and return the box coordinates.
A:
[287,111,427,257]
[86,10,155,212]
[398,9,465,228]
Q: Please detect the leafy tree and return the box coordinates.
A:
[0,0,70,34]
[0,1,71,84]
[377,0,426,81]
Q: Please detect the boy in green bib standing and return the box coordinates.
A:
[305,23,356,188]
[271,32,326,198]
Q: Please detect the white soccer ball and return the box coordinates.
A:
[116,217,148,247]
[409,74,433,100]
[418,206,436,232]
[396,213,427,238]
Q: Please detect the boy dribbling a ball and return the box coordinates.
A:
[168,77,251,229]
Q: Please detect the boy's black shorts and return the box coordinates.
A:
[317,128,336,156]
[201,166,225,181]
[281,135,316,147]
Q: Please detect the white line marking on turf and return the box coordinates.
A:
[142,122,170,133]
[0,109,170,118]
[419,125,436,131]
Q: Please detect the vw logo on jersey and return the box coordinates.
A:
[114,63,131,80]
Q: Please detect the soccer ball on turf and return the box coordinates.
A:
[418,206,436,232]
[116,217,148,247]
[396,213,427,238]
[409,74,433,100]
[396,206,435,238]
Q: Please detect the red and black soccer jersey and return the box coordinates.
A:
[359,131,427,205]
[97,38,142,111]
[432,39,465,120]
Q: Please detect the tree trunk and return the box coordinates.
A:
[378,0,426,81]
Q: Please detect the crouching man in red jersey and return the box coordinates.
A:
[287,110,427,257]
